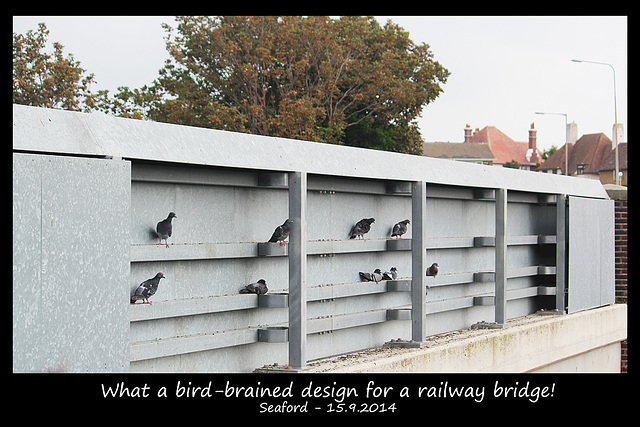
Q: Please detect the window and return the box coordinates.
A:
[577,164,586,175]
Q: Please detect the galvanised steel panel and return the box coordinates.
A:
[307,190,412,242]
[288,171,308,369]
[567,196,615,313]
[13,154,42,371]
[129,302,288,344]
[13,153,130,372]
[130,179,289,246]
[130,257,289,303]
[131,340,289,373]
[13,104,609,199]
[306,321,411,361]
[427,197,495,238]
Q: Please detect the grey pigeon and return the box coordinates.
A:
[349,218,375,240]
[240,279,268,295]
[359,268,383,283]
[131,272,165,305]
[156,212,176,248]
[391,219,410,238]
[426,263,439,277]
[382,267,398,280]
[268,219,293,246]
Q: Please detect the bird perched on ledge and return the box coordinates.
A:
[131,272,165,305]
[426,263,439,277]
[240,279,268,295]
[391,219,410,238]
[349,218,375,240]
[156,212,176,248]
[268,219,293,246]
[382,267,398,280]
[359,269,383,283]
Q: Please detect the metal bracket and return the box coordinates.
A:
[257,242,288,256]
[257,172,289,188]
[258,326,289,343]
[386,308,412,321]
[258,293,289,308]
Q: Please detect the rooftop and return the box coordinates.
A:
[467,126,539,165]
[540,133,613,175]
[422,142,494,162]
[599,142,627,172]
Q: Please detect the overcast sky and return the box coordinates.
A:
[13,15,627,152]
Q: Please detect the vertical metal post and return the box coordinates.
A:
[555,194,567,313]
[411,181,427,342]
[288,172,307,369]
[495,188,507,325]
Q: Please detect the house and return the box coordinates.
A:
[422,124,542,170]
[538,132,614,181]
[598,142,627,186]
[467,123,541,170]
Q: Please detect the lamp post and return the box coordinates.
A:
[535,111,568,176]
[571,59,620,185]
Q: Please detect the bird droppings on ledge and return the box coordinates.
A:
[301,312,564,372]
[470,320,505,330]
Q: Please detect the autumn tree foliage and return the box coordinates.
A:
[100,16,449,154]
[13,23,97,112]
[14,17,450,155]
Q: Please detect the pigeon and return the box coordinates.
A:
[240,279,268,295]
[349,218,375,240]
[426,263,439,277]
[382,267,398,280]
[131,272,165,305]
[156,212,176,248]
[359,268,383,283]
[268,219,293,246]
[391,219,410,238]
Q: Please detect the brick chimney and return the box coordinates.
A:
[528,122,539,163]
[464,124,473,142]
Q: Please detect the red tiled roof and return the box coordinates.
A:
[598,142,627,171]
[539,133,613,175]
[539,143,570,172]
[468,126,539,165]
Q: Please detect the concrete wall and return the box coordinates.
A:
[305,304,627,373]
[13,104,621,373]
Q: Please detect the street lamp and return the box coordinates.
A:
[571,59,620,185]
[535,111,568,176]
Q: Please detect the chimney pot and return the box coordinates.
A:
[464,124,473,143]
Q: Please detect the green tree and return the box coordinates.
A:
[13,23,97,112]
[542,145,558,160]
[504,160,521,169]
[98,16,449,154]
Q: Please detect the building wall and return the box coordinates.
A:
[613,195,628,373]
[599,169,628,186]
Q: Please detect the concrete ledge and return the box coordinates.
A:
[604,184,627,201]
[305,304,627,373]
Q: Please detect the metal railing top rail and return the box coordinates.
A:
[13,104,609,199]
